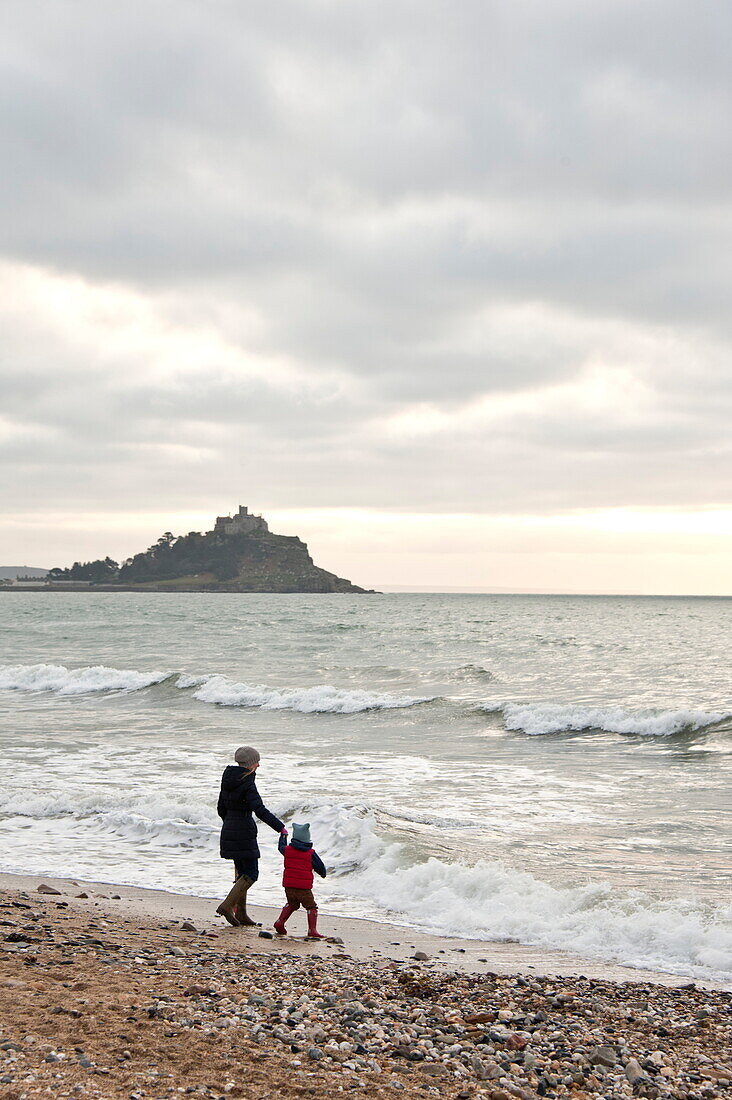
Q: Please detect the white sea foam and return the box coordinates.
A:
[289,801,732,982]
[0,787,216,848]
[2,785,730,980]
[0,663,170,696]
[0,662,432,712]
[487,701,728,736]
[177,673,432,713]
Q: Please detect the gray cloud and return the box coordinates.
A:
[1,0,732,528]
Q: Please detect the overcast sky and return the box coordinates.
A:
[2,1,731,592]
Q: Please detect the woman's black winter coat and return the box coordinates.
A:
[217,766,284,861]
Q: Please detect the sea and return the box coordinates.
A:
[0,592,730,983]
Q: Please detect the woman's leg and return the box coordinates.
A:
[216,859,260,926]
[231,859,260,926]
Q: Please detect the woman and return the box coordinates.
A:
[215,745,285,926]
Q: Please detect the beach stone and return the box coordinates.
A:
[36,884,61,895]
[465,1012,493,1024]
[469,1053,489,1079]
[413,951,429,961]
[308,1047,324,1060]
[589,1044,617,1067]
[180,921,197,932]
[420,1063,450,1077]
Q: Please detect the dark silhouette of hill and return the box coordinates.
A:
[47,513,371,593]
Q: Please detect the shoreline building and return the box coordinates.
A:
[213,505,269,537]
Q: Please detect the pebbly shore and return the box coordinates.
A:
[0,883,729,1100]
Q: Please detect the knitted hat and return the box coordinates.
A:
[292,822,311,844]
[234,745,260,769]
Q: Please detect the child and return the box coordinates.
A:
[274,822,327,939]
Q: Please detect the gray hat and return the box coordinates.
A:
[292,822,311,844]
[234,745,260,769]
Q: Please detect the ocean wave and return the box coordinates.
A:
[0,663,170,696]
[286,801,732,981]
[0,662,433,713]
[2,786,730,980]
[0,787,216,848]
[5,663,723,735]
[177,673,433,713]
[482,701,729,737]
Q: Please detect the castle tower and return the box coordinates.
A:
[214,506,269,536]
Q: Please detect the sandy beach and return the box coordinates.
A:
[0,874,729,1100]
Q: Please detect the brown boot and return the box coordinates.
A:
[216,875,253,926]
[233,881,261,927]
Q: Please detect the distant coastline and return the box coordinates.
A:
[0,585,375,594]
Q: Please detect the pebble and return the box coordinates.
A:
[588,1043,616,1067]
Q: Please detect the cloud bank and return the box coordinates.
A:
[1,1,731,586]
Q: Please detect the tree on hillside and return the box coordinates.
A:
[48,557,119,582]
[117,529,246,583]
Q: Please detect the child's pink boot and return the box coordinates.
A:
[306,907,324,940]
[274,904,296,935]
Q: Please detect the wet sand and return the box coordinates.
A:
[0,873,725,987]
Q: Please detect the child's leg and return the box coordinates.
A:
[274,890,300,934]
[306,905,323,939]
[301,891,322,939]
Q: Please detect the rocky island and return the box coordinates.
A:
[31,506,372,593]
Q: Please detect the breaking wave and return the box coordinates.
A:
[177,673,434,713]
[288,801,732,982]
[0,663,170,695]
[0,787,216,849]
[2,663,728,730]
[484,701,730,737]
[2,786,730,981]
[0,662,433,714]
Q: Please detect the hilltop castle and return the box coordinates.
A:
[213,505,269,537]
[13,503,372,593]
